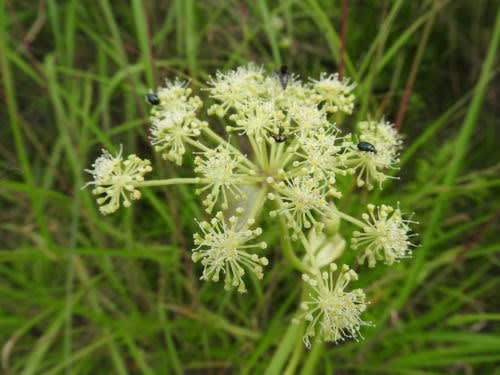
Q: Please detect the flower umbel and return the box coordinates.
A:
[270,176,330,236]
[84,147,152,215]
[310,73,356,114]
[353,204,415,267]
[194,144,255,213]
[192,209,268,293]
[347,119,402,189]
[85,64,418,349]
[296,264,369,349]
[149,79,207,165]
[207,64,265,117]
[293,127,348,185]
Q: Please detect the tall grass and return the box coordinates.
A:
[1,1,499,374]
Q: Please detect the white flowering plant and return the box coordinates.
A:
[84,64,417,348]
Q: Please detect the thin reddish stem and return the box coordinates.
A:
[339,0,349,79]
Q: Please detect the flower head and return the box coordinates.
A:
[288,104,329,136]
[295,264,369,348]
[192,209,268,293]
[149,80,207,165]
[293,127,348,186]
[347,120,402,189]
[352,204,416,267]
[227,98,283,142]
[310,73,356,114]
[207,64,265,117]
[270,176,330,236]
[194,144,254,213]
[84,147,152,215]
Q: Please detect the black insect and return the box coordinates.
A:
[271,128,287,143]
[272,133,287,143]
[276,65,290,89]
[357,141,377,154]
[145,92,160,105]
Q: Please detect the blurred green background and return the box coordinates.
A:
[1,0,499,374]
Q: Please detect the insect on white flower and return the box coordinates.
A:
[83,147,152,215]
[192,209,268,293]
[352,204,417,267]
[227,98,283,143]
[347,120,402,189]
[292,127,349,186]
[295,264,369,349]
[149,79,207,165]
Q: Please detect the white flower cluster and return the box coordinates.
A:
[192,209,268,293]
[84,147,152,215]
[149,80,208,165]
[347,120,402,189]
[353,204,417,267]
[295,264,369,349]
[84,63,417,348]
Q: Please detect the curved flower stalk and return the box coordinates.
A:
[84,63,417,348]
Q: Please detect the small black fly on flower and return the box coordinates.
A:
[145,92,160,105]
[272,133,287,143]
[357,141,377,154]
[270,127,287,143]
[276,65,290,89]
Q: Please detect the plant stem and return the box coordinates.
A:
[300,340,324,375]
[264,321,303,375]
[274,202,309,273]
[331,208,365,228]
[135,177,204,187]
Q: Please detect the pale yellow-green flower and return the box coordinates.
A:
[84,147,152,215]
[347,119,402,189]
[192,209,268,293]
[310,73,356,114]
[353,204,416,267]
[149,79,207,165]
[295,264,369,348]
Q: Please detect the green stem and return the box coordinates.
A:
[248,135,265,169]
[274,203,309,273]
[247,186,268,222]
[283,330,305,375]
[135,177,204,187]
[264,321,304,375]
[331,208,365,228]
[185,137,211,152]
[300,340,324,375]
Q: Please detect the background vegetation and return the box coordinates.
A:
[1,0,499,374]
